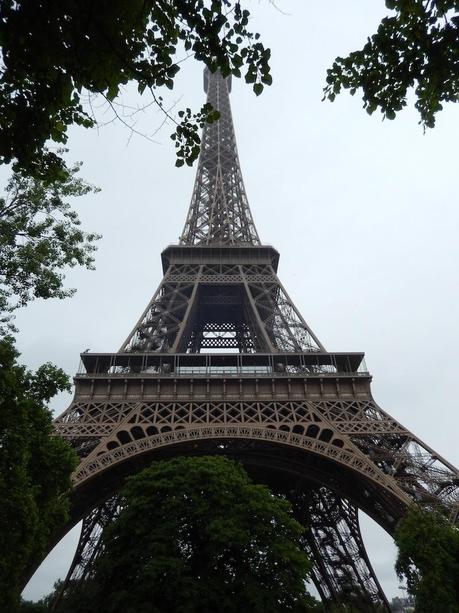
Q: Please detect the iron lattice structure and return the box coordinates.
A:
[41,70,458,611]
[179,70,260,246]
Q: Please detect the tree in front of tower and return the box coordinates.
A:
[0,159,100,333]
[0,338,78,613]
[2,1,459,186]
[324,1,459,129]
[55,455,322,613]
[0,1,271,181]
[394,506,459,613]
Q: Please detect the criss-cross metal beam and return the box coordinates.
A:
[290,488,391,611]
[180,69,260,246]
[51,497,120,610]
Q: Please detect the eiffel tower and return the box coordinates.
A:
[45,69,458,610]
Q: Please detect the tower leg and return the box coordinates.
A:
[52,496,120,609]
[290,487,391,612]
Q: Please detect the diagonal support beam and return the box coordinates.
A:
[180,69,260,246]
[290,487,391,612]
[51,497,120,610]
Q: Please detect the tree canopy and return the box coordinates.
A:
[394,506,459,613]
[0,160,100,330]
[324,1,459,128]
[2,1,459,182]
[56,456,320,613]
[0,337,77,613]
[0,0,271,180]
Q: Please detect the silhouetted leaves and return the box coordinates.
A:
[0,1,272,180]
[57,456,319,613]
[171,103,220,167]
[0,159,100,330]
[324,1,459,128]
[0,338,77,612]
[394,506,459,612]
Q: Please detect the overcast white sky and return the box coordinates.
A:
[14,0,459,603]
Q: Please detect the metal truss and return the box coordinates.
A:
[120,263,323,353]
[53,389,458,607]
[179,69,260,245]
[51,497,120,610]
[55,391,459,522]
[292,488,390,611]
[66,497,120,584]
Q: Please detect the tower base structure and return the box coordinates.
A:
[48,346,458,611]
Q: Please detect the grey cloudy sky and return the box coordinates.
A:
[15,0,459,603]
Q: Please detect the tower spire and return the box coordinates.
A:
[180,69,260,245]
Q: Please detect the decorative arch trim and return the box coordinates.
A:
[73,425,411,505]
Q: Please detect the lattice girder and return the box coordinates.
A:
[50,496,121,609]
[121,261,323,353]
[53,367,459,526]
[180,69,260,246]
[47,370,458,609]
[291,488,391,611]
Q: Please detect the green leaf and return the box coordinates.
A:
[253,82,263,96]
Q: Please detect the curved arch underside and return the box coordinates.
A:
[44,386,459,610]
[68,429,407,534]
[74,425,409,510]
[57,439,394,611]
[56,389,459,523]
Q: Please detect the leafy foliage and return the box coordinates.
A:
[171,102,221,167]
[394,506,459,612]
[19,580,65,611]
[0,1,272,179]
[19,599,49,612]
[57,456,318,613]
[0,337,77,612]
[324,1,459,127]
[0,160,100,330]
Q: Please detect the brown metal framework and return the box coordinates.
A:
[43,70,459,611]
[295,488,390,608]
[179,70,259,246]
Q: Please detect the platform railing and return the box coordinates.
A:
[77,352,368,378]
